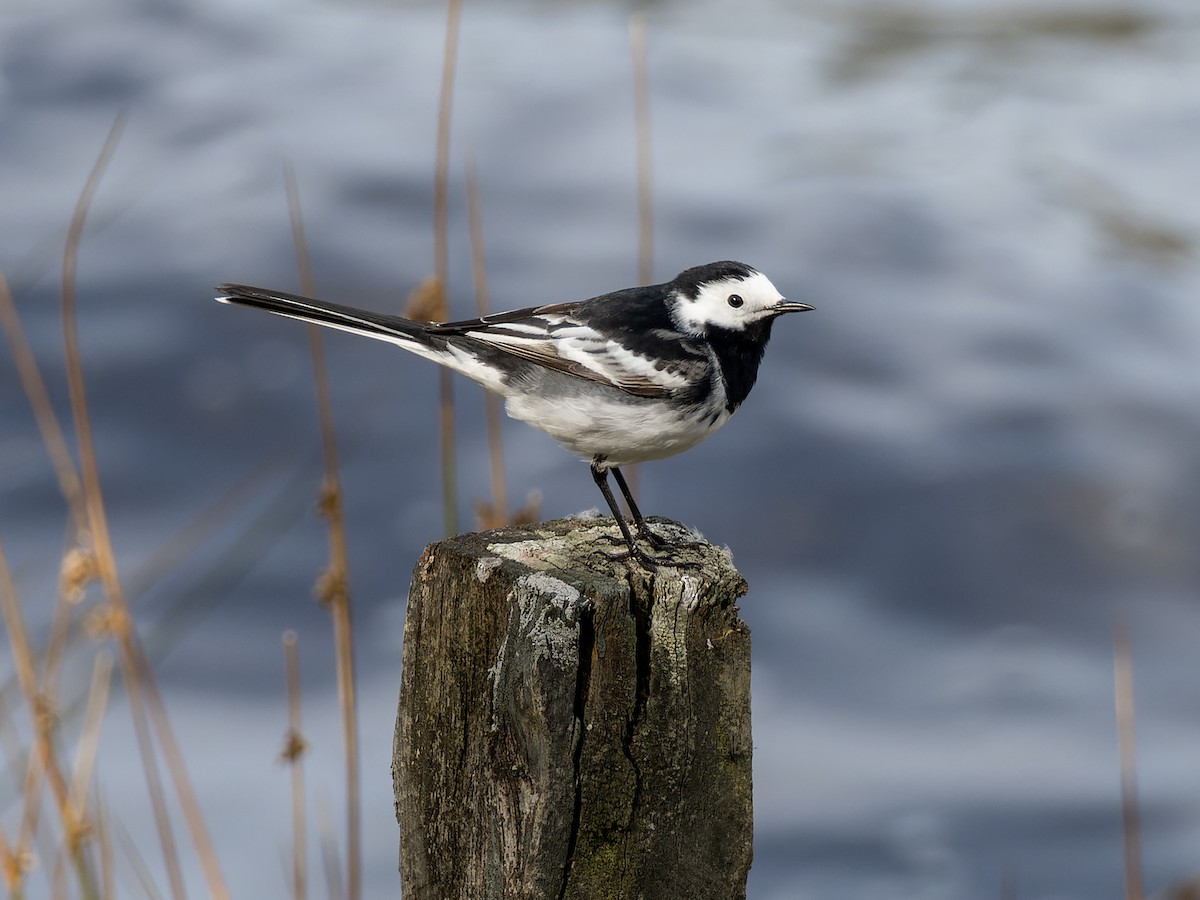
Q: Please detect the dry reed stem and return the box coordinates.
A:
[0,826,19,895]
[94,799,113,900]
[0,610,96,775]
[50,847,67,900]
[282,631,307,900]
[115,817,165,900]
[61,116,185,900]
[433,0,463,537]
[465,157,508,524]
[0,456,274,754]
[60,113,128,597]
[41,555,80,707]
[62,111,229,900]
[66,653,113,849]
[626,13,655,503]
[437,370,457,536]
[0,790,31,896]
[0,688,59,886]
[0,536,83,894]
[0,571,83,899]
[284,165,361,900]
[433,0,459,289]
[0,268,86,534]
[314,795,345,900]
[121,555,227,894]
[16,748,47,881]
[0,266,95,713]
[1114,621,1143,900]
[402,276,446,323]
[630,12,654,289]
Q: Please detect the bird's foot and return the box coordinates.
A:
[597,530,704,570]
[635,526,671,551]
[600,544,702,571]
[636,526,708,555]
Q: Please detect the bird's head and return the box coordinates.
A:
[667,261,812,336]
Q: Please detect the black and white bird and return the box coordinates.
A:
[216,261,811,567]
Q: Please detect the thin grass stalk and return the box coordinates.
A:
[0,825,21,898]
[62,111,230,900]
[0,266,95,711]
[50,846,67,900]
[107,636,224,898]
[627,13,654,503]
[0,269,86,533]
[93,798,113,900]
[15,745,46,879]
[0,689,61,894]
[66,653,113,845]
[284,166,361,900]
[59,113,128,596]
[432,0,460,290]
[465,158,508,523]
[1113,621,1143,900]
[434,0,463,536]
[60,114,183,900]
[59,652,114,899]
[0,679,29,788]
[0,538,95,898]
[282,631,307,900]
[0,672,68,888]
[436,374,457,535]
[1,456,274,752]
[58,121,180,898]
[0,745,32,900]
[39,571,78,715]
[0,265,99,729]
[12,714,48,879]
[630,12,654,289]
[314,795,345,900]
[115,818,166,900]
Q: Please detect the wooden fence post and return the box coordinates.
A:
[393,516,753,900]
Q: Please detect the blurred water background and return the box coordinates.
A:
[3,0,1200,897]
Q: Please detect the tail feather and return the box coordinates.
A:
[215,283,516,393]
[215,283,432,350]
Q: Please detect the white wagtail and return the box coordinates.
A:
[216,261,811,567]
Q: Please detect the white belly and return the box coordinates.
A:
[503,390,731,467]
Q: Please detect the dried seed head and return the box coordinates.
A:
[279,728,308,764]
[403,275,446,323]
[32,694,58,737]
[315,478,341,520]
[314,565,347,608]
[83,603,127,640]
[59,546,99,604]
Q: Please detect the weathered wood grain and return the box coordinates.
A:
[393,516,752,900]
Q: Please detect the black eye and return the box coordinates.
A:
[727,294,744,308]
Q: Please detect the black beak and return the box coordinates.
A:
[771,300,814,315]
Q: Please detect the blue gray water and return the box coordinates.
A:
[3,0,1199,897]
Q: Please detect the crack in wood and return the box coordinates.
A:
[623,579,653,838]
[557,605,594,900]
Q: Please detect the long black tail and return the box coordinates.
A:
[216,283,434,351]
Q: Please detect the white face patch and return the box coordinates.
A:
[669,270,786,334]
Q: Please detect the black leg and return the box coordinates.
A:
[609,467,668,550]
[589,461,700,569]
[590,462,657,568]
